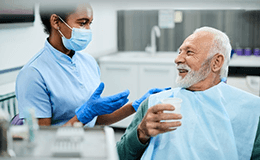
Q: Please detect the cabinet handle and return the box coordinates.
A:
[144,68,169,73]
[106,67,130,71]
[246,76,260,92]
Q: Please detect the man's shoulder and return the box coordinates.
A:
[222,83,260,102]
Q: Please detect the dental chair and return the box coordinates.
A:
[10,114,23,125]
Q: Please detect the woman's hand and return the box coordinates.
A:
[75,82,130,124]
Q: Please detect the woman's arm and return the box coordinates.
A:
[38,116,80,126]
[38,103,134,126]
[38,100,132,127]
[95,102,135,125]
[38,104,134,126]
[38,87,166,126]
[64,115,80,126]
[38,118,52,126]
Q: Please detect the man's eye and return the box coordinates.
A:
[187,50,193,54]
[80,22,87,26]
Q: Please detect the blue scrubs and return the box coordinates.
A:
[15,40,100,126]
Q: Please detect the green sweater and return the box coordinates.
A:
[116,99,260,160]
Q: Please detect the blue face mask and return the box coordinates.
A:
[58,16,92,51]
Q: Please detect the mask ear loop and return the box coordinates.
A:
[58,16,73,30]
[57,16,72,38]
[57,27,66,38]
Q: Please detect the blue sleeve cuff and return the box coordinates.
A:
[84,116,97,127]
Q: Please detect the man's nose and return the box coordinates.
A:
[174,52,185,64]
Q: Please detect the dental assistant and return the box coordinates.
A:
[15,3,167,126]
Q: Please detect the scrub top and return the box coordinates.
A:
[15,39,100,126]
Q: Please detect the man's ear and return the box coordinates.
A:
[50,14,60,30]
[211,53,224,73]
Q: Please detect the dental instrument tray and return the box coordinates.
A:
[51,127,85,157]
[6,126,118,160]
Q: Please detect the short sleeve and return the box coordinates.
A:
[84,116,97,128]
[15,66,52,119]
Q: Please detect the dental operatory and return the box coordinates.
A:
[1,0,260,159]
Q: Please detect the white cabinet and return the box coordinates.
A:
[99,63,139,128]
[99,60,177,128]
[139,64,176,97]
[100,63,139,101]
[227,76,260,96]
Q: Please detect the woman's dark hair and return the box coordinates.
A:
[39,4,77,35]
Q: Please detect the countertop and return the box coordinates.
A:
[98,52,178,64]
[98,52,260,67]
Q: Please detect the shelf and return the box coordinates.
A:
[229,55,260,67]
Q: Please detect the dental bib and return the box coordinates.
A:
[141,82,260,160]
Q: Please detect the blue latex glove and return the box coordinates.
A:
[221,77,227,83]
[231,49,235,58]
[76,82,130,124]
[132,87,171,111]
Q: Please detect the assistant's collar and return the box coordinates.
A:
[44,39,76,64]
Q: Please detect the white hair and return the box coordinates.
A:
[193,27,231,79]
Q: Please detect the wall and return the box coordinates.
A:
[0,2,118,71]
[87,2,118,57]
[0,4,46,71]
[112,0,260,10]
[118,10,260,52]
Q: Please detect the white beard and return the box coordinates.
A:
[176,58,212,88]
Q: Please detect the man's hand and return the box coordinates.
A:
[137,104,182,144]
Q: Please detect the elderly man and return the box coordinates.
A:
[116,27,260,160]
